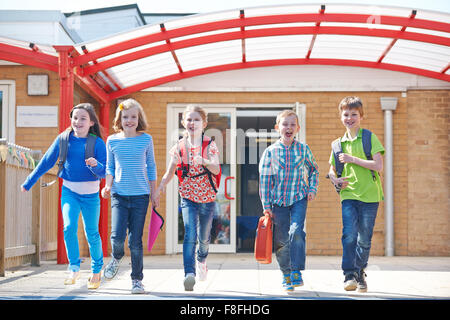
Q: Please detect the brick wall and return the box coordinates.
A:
[406,90,450,256]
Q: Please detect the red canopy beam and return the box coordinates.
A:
[99,101,110,257]
[377,10,417,63]
[306,5,325,59]
[109,58,450,100]
[440,63,450,74]
[70,49,111,104]
[81,45,123,91]
[0,42,58,72]
[54,45,75,265]
[240,10,246,63]
[73,13,450,66]
[160,23,183,73]
[81,26,450,76]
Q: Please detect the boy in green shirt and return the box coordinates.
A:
[328,96,385,293]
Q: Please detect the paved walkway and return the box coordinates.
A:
[0,254,449,300]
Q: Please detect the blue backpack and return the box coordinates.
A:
[329,128,376,193]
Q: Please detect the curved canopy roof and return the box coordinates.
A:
[1,3,449,103]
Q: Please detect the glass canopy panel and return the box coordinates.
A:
[77,24,162,53]
[311,35,392,61]
[164,10,239,30]
[415,9,450,24]
[319,22,403,31]
[175,40,242,71]
[246,35,312,60]
[383,40,450,72]
[95,41,168,63]
[405,27,450,39]
[172,28,241,42]
[245,22,316,30]
[325,4,412,17]
[106,52,179,87]
[245,4,324,17]
[0,36,58,56]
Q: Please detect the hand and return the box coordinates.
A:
[101,186,111,199]
[21,186,27,192]
[192,155,205,166]
[263,209,273,218]
[151,193,160,209]
[85,157,98,167]
[333,176,349,190]
[338,153,354,164]
[307,193,316,201]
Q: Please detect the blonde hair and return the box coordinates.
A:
[113,98,148,132]
[181,104,208,124]
[338,96,364,117]
[181,104,208,137]
[276,110,299,126]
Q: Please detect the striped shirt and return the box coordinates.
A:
[259,139,319,210]
[106,133,157,196]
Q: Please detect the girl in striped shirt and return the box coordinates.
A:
[101,98,157,294]
[258,110,319,292]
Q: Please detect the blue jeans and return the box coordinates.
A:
[180,198,216,276]
[61,186,103,274]
[272,198,308,275]
[341,200,379,275]
[110,193,150,280]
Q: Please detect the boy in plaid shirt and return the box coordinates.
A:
[259,110,319,291]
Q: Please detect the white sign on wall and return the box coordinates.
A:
[16,106,58,127]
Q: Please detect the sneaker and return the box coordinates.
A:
[282,274,294,292]
[64,271,80,285]
[357,269,368,293]
[131,279,145,294]
[344,272,358,291]
[197,260,208,281]
[104,256,122,280]
[184,273,196,291]
[290,271,304,287]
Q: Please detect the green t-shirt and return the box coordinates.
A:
[329,128,385,203]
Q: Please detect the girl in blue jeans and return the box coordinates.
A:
[155,104,220,291]
[101,99,158,294]
[21,103,106,289]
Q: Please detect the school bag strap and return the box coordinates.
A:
[176,134,221,194]
[361,128,376,181]
[56,130,71,178]
[327,129,376,193]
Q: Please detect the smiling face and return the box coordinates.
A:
[71,108,94,138]
[275,114,300,144]
[182,111,207,136]
[340,107,362,131]
[121,106,140,134]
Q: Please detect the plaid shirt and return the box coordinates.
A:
[259,139,319,210]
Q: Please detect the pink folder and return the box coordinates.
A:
[147,207,164,252]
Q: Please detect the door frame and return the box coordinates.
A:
[165,103,306,254]
[0,80,16,143]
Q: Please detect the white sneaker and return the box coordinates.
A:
[197,260,208,281]
[184,273,196,291]
[131,279,145,294]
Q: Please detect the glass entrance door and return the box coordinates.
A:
[165,103,304,254]
[169,106,236,253]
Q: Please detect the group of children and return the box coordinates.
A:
[21,96,384,294]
